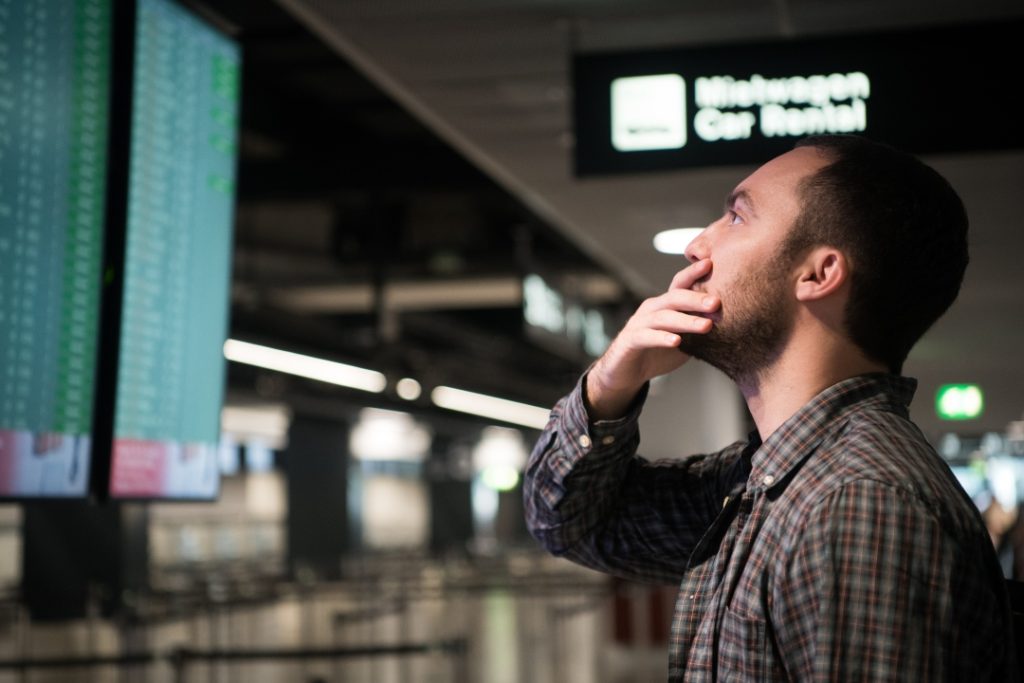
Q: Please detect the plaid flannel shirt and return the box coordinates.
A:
[524,373,1017,681]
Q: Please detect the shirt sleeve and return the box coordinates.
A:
[523,373,746,586]
[776,479,1017,682]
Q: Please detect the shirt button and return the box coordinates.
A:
[601,435,616,446]
[762,475,775,486]
[579,434,592,448]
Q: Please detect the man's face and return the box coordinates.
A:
[677,147,830,382]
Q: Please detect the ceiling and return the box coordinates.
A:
[199,0,1024,441]
[193,0,624,432]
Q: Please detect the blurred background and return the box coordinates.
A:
[2,0,1024,681]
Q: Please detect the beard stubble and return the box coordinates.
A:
[676,254,797,384]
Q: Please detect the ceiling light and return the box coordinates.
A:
[396,377,422,401]
[223,339,386,393]
[653,227,704,255]
[430,386,550,430]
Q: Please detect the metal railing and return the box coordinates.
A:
[0,639,469,683]
[0,551,617,683]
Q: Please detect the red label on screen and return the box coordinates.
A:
[0,431,15,491]
[110,439,170,496]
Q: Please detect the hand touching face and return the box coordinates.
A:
[584,259,720,419]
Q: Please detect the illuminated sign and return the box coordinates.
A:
[574,20,1024,174]
[936,384,984,421]
[694,72,869,142]
[611,74,687,151]
[523,274,613,359]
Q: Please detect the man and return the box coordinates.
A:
[524,135,1017,681]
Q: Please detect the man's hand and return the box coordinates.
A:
[585,259,720,420]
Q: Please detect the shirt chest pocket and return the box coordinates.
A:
[717,605,783,683]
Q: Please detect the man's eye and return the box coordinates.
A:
[728,211,743,225]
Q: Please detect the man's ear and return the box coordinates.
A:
[794,247,848,302]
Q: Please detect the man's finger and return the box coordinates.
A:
[669,258,712,290]
[658,289,720,315]
[629,328,684,350]
[646,309,714,335]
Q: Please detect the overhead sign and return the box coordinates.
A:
[574,20,1024,175]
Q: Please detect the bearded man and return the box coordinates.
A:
[524,135,1017,681]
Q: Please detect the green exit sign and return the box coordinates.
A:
[936,384,984,420]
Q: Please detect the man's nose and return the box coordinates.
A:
[684,228,710,264]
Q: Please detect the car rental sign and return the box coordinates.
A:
[573,20,1023,175]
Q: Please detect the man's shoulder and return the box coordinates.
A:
[830,408,945,479]
[795,407,984,536]
[830,406,937,473]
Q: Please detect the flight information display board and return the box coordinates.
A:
[107,0,239,499]
[0,0,110,498]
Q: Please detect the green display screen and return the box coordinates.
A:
[0,0,110,497]
[108,0,240,499]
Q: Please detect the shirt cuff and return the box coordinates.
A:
[562,371,649,449]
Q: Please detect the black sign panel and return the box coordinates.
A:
[573,20,1024,175]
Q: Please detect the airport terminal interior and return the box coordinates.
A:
[2,0,1024,681]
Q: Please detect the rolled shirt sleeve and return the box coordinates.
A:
[524,374,748,586]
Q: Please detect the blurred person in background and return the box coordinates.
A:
[525,135,1017,681]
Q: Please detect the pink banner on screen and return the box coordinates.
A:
[110,439,170,496]
[0,430,15,492]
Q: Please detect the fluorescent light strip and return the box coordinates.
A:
[653,227,704,255]
[224,339,386,394]
[430,386,551,430]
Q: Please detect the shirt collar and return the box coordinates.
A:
[744,373,918,493]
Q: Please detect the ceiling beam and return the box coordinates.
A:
[256,274,622,313]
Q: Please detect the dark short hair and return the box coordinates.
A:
[785,135,968,374]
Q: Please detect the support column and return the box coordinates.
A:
[281,415,350,580]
